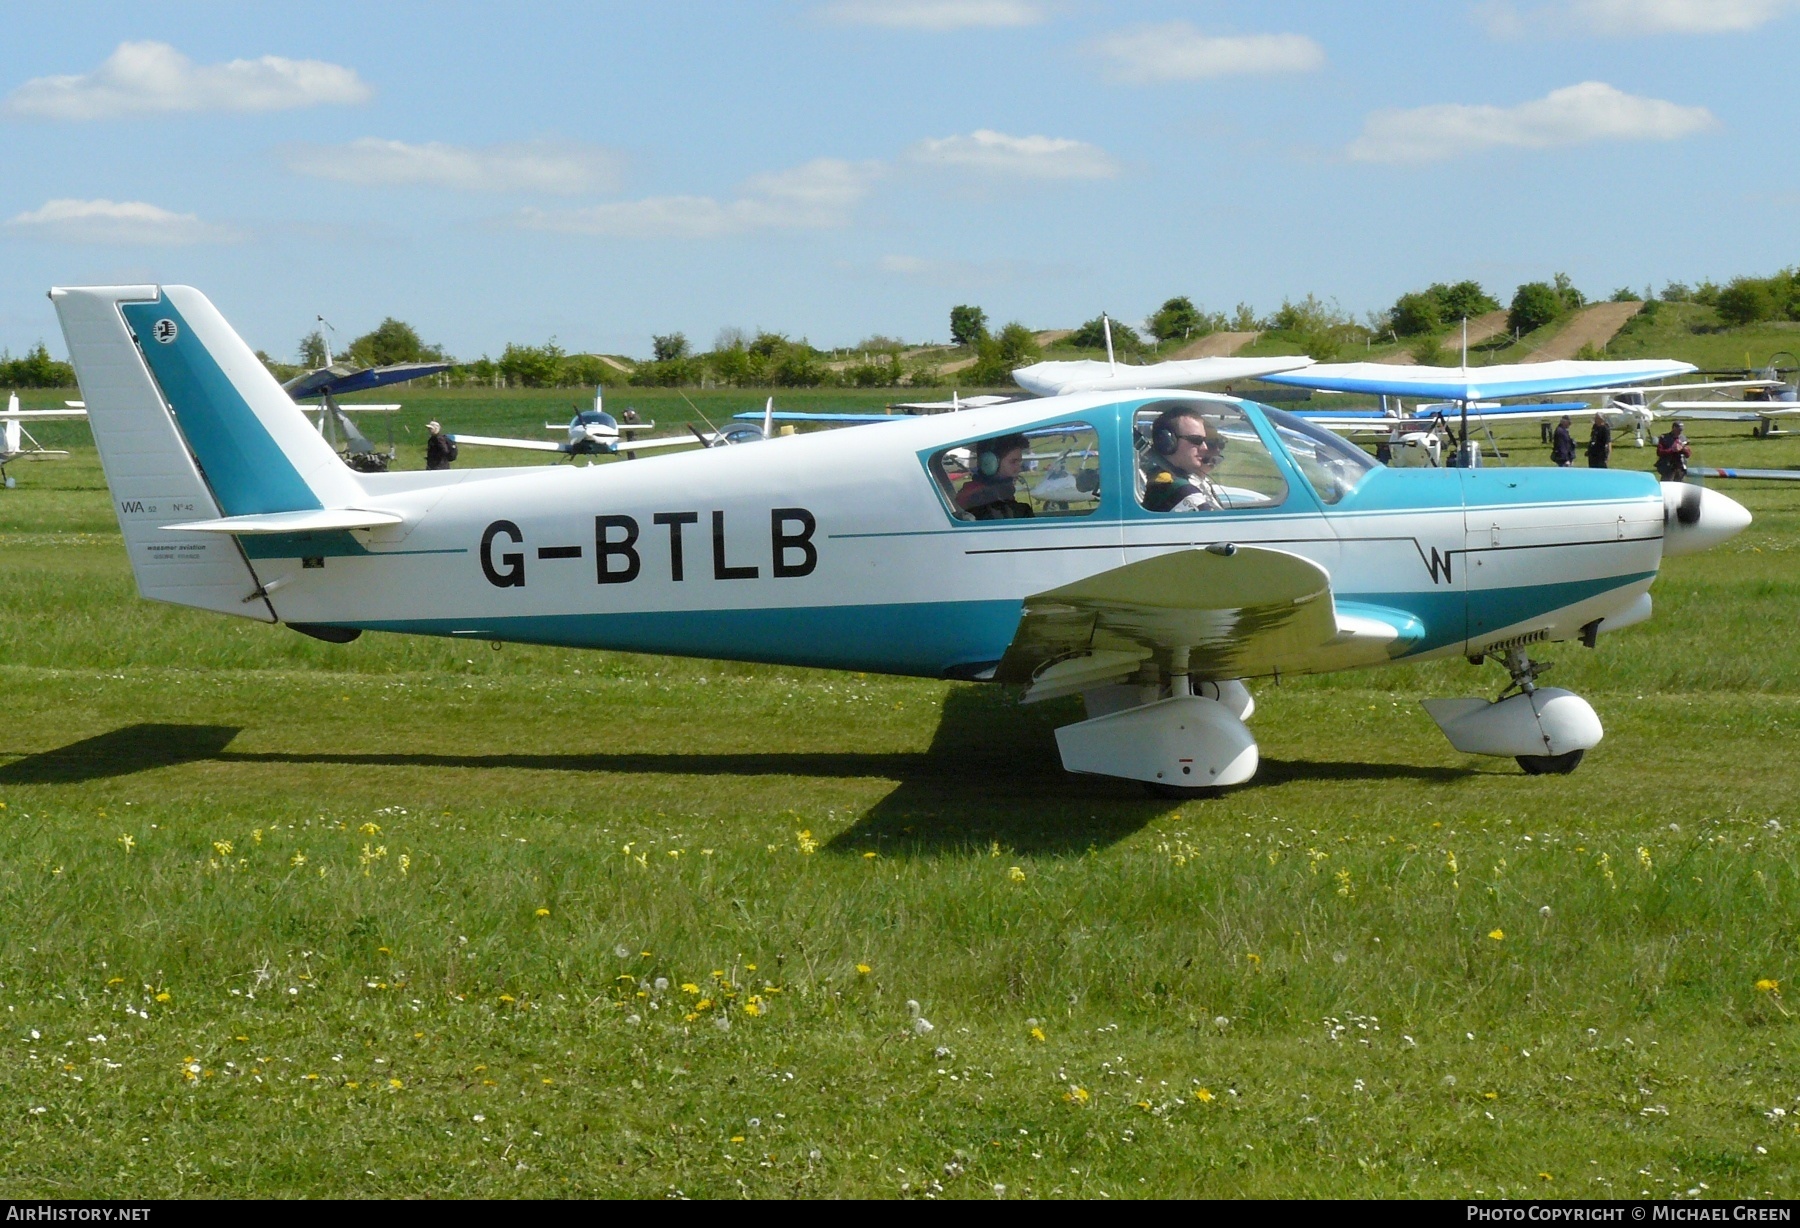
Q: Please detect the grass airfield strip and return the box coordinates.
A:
[1,426,1799,1198]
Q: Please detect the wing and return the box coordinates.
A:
[1263,359,1696,401]
[613,435,707,453]
[732,411,902,425]
[1011,356,1314,397]
[448,433,571,453]
[1691,466,1800,482]
[995,546,1423,702]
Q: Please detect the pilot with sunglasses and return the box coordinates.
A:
[1142,406,1227,513]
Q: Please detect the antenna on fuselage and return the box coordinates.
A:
[1102,313,1116,375]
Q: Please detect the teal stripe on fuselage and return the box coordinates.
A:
[354,599,1027,677]
[338,569,1653,678]
[119,295,320,517]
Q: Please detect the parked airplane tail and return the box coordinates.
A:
[51,284,370,621]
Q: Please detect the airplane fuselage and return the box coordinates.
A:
[240,394,1666,678]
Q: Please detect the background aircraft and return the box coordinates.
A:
[452,388,743,458]
[53,284,1753,793]
[0,390,88,485]
[283,358,451,472]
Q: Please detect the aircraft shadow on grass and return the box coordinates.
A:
[0,691,1476,856]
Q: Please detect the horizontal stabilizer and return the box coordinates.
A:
[1262,359,1696,402]
[1690,466,1800,482]
[163,508,404,534]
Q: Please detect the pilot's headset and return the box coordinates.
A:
[975,434,1028,478]
[1151,407,1223,462]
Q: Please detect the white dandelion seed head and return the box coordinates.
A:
[1213,1015,1230,1029]
[614,945,630,959]
[472,1113,485,1123]
[653,977,669,992]
[624,1014,641,1026]
[906,999,922,1018]
[912,1017,935,1036]
[1540,905,1553,918]
[713,1013,731,1031]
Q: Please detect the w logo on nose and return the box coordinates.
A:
[1423,546,1454,584]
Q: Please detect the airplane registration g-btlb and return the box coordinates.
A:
[53,285,1752,795]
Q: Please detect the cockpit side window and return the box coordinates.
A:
[929,421,1102,523]
[1133,401,1288,513]
[1263,407,1379,505]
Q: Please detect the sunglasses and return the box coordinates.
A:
[1175,432,1225,458]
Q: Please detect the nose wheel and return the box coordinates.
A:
[1516,749,1586,775]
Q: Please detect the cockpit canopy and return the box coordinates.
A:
[574,409,618,430]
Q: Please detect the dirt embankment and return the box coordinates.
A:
[1377,309,1511,366]
[1169,331,1259,359]
[1522,301,1644,361]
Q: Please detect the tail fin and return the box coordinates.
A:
[51,285,367,620]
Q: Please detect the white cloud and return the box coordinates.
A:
[908,130,1117,179]
[514,158,879,239]
[4,40,371,120]
[1093,21,1324,83]
[1347,81,1715,163]
[1482,0,1799,34]
[818,0,1045,30]
[5,199,240,245]
[284,138,622,194]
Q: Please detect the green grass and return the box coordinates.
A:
[3,421,1800,1198]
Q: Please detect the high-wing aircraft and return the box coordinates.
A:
[452,388,728,458]
[52,285,1753,793]
[0,390,89,484]
[283,358,450,472]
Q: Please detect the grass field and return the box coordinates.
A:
[2,401,1800,1198]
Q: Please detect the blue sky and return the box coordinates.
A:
[3,0,1797,362]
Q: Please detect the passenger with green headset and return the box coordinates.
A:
[955,433,1035,520]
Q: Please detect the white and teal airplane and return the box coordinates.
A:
[52,285,1753,794]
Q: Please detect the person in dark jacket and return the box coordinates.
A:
[955,434,1033,520]
[1141,406,1226,512]
[1550,415,1575,467]
[1655,420,1691,481]
[425,420,457,471]
[1585,412,1612,469]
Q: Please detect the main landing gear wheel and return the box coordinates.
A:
[1516,749,1585,775]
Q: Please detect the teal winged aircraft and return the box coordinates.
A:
[52,285,1751,793]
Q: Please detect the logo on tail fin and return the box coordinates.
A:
[151,319,178,344]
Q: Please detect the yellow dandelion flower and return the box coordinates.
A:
[290,852,307,867]
[377,946,391,955]
[1757,979,1780,993]
[344,1080,360,1089]
[695,999,712,1010]
[1195,1088,1214,1103]
[360,822,380,836]
[388,1078,403,1090]
[534,908,550,918]
[1029,1026,1046,1043]
[498,994,516,1003]
[796,830,818,855]
[106,977,123,985]
[303,1073,320,1081]
[1488,929,1505,941]
[212,840,232,857]
[542,1078,553,1085]
[744,998,765,1016]
[1246,952,1261,966]
[862,851,877,860]
[681,983,700,995]
[473,1065,487,1072]
[155,991,171,1003]
[856,963,871,975]
[1007,866,1026,883]
[1065,1086,1090,1105]
[117,834,135,853]
[683,1012,698,1022]
[731,1136,745,1144]
[1483,1091,1498,1100]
